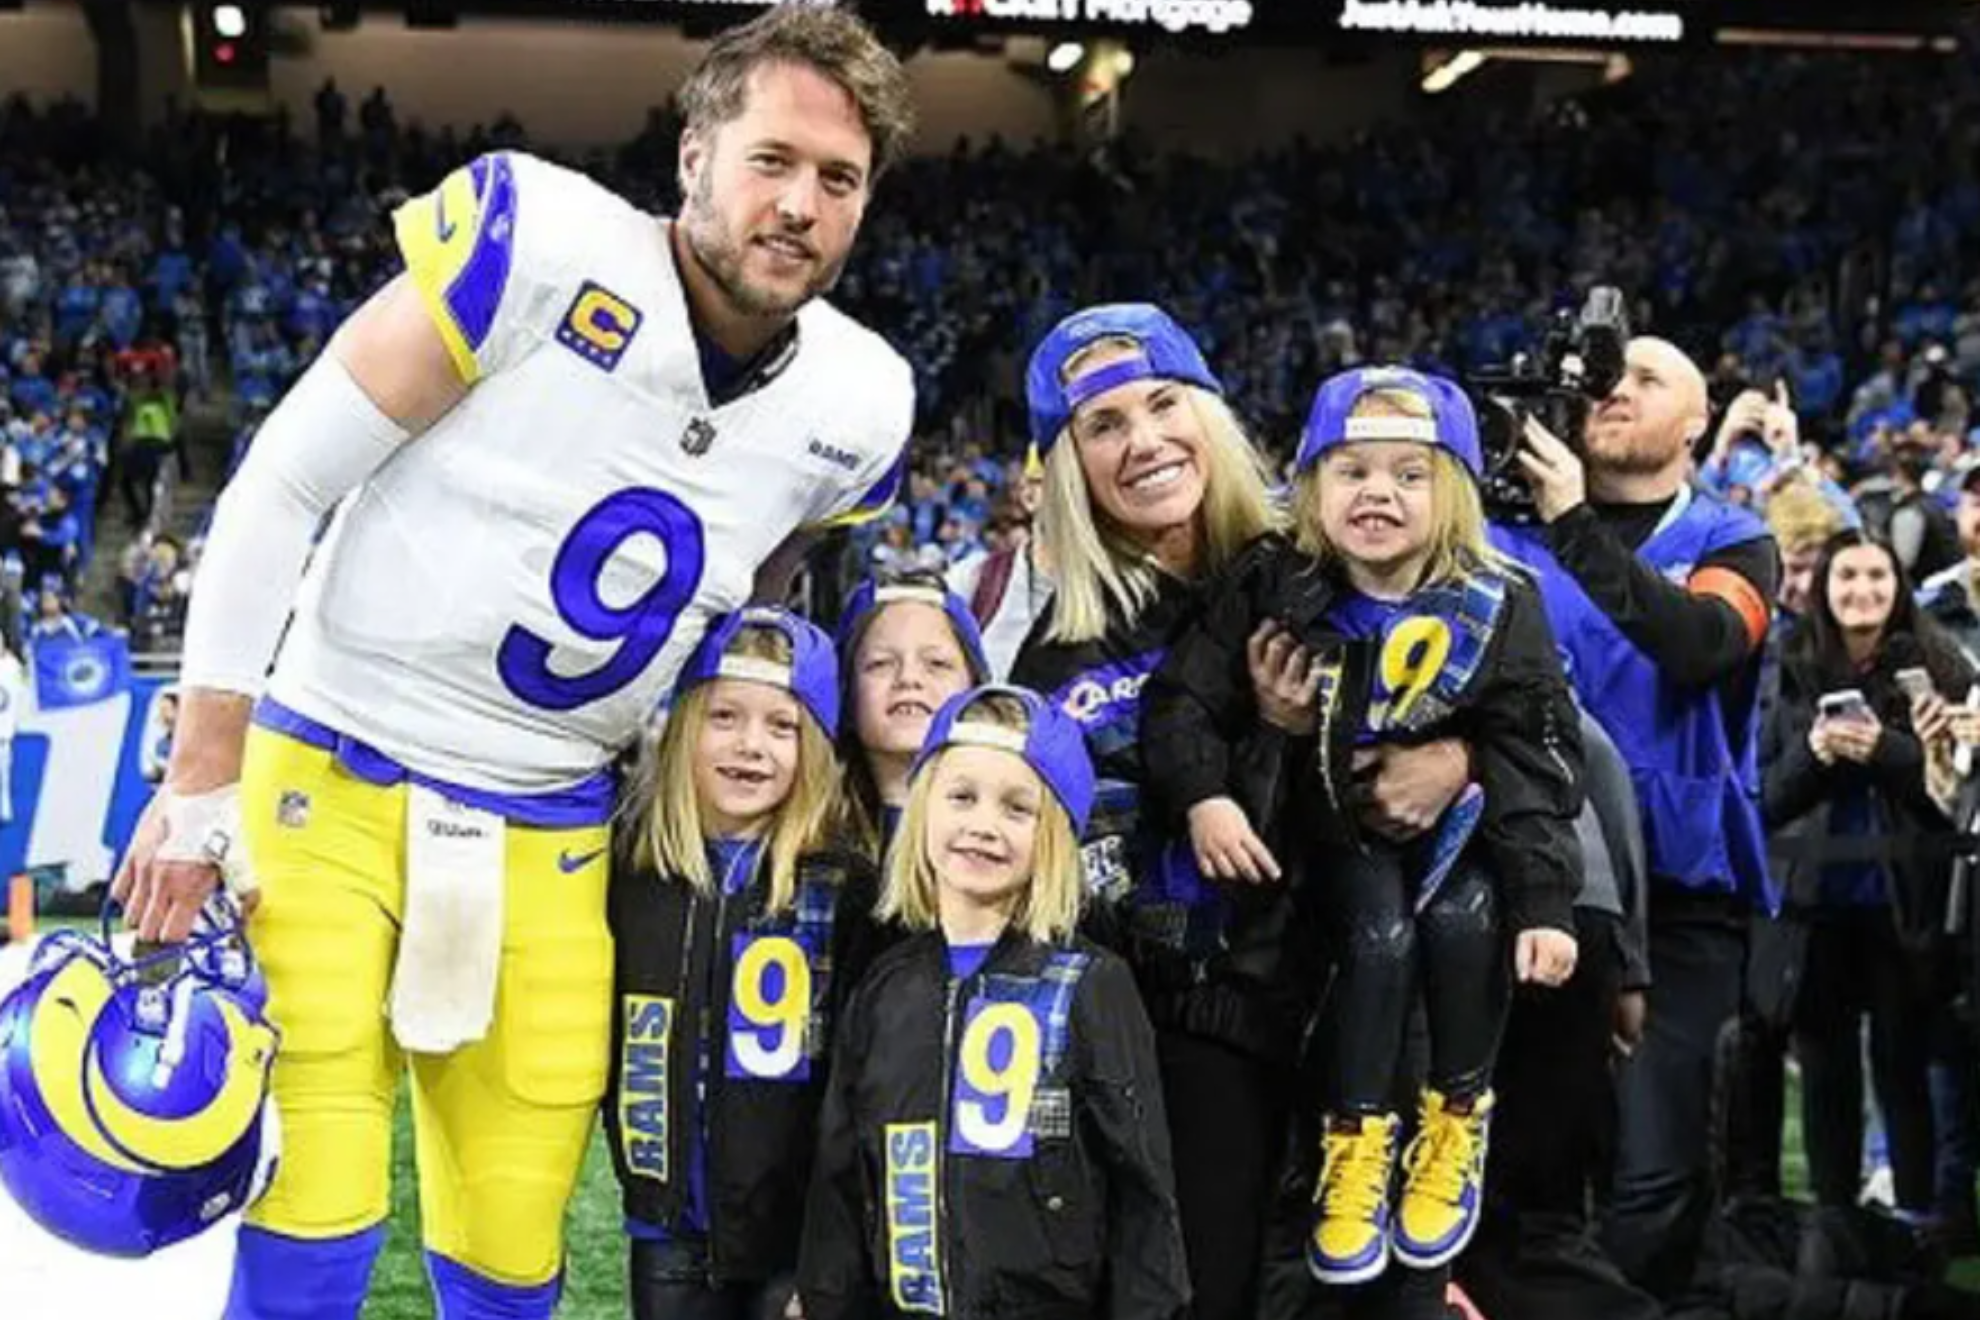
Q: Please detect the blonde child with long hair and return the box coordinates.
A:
[604,607,881,1320]
[797,685,1189,1320]
[833,569,991,854]
[1143,367,1584,1286]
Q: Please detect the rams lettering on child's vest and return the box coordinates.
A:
[618,994,673,1181]
[885,1121,943,1314]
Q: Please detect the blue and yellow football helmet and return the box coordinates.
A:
[0,896,281,1257]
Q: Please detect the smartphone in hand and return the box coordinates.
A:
[1817,689,1875,724]
[1896,667,1935,705]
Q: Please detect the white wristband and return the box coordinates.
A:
[157,785,258,897]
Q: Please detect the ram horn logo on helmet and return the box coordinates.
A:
[0,895,282,1257]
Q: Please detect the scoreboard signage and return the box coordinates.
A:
[921,0,1259,36]
[1336,0,1687,44]
[904,0,1955,46]
[394,1,1965,48]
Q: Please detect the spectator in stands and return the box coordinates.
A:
[1733,482,1885,1210]
[1762,530,1971,1232]
[1906,468,1980,1252]
[0,639,23,825]
[27,585,103,643]
[1497,337,1779,1301]
[1890,445,1964,583]
[125,533,190,651]
[314,78,347,147]
[1701,384,1799,507]
[17,481,79,594]
[116,364,176,529]
[171,284,210,403]
[1919,464,1980,664]
[868,507,941,578]
[947,477,1052,680]
[1773,481,1851,624]
[142,688,178,786]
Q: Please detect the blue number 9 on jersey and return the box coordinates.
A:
[498,488,707,712]
[950,1000,1042,1158]
[726,934,813,1082]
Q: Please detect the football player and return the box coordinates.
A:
[110,7,918,1317]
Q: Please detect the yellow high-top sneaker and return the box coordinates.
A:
[1393,1088,1494,1269]
[1306,1111,1401,1284]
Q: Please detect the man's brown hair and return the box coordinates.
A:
[679,4,916,182]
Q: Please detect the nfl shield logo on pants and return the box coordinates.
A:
[277,791,311,829]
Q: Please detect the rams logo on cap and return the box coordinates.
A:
[558,281,643,372]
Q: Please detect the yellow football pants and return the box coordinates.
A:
[239,726,612,1286]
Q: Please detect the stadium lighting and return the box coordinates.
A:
[1047,41,1085,74]
[1422,49,1487,93]
[212,3,247,39]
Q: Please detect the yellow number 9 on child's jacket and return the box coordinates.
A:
[728,935,812,1081]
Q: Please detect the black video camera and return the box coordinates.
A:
[1468,286,1631,521]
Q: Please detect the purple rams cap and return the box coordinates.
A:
[678,606,841,739]
[1295,365,1483,479]
[834,576,990,683]
[910,684,1097,833]
[1025,303,1223,455]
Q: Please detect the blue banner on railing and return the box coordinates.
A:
[32,633,134,711]
[0,640,171,892]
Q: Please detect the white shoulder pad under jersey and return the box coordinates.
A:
[268,152,915,795]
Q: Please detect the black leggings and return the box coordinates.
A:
[1793,914,1936,1214]
[628,1238,793,1320]
[1321,849,1509,1113]
[1158,1030,1294,1320]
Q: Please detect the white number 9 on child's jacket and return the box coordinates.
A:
[951,1002,1043,1158]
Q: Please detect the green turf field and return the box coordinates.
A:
[363,1098,628,1319]
[347,1071,1978,1317]
[19,922,1965,1313]
[350,1086,1817,1319]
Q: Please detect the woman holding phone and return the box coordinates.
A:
[1758,529,1974,1230]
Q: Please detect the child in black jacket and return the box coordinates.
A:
[798,684,1190,1320]
[604,606,880,1320]
[1143,366,1584,1287]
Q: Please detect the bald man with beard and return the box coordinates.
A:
[1490,336,1781,1303]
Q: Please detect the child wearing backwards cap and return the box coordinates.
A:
[797,686,1191,1320]
[834,570,992,855]
[604,606,882,1320]
[1143,366,1585,1286]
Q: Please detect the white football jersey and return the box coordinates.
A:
[267,152,912,795]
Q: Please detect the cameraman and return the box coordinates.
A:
[1498,336,1780,1302]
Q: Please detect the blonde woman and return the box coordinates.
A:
[1010,306,1478,1320]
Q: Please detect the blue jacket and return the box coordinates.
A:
[1497,489,1778,913]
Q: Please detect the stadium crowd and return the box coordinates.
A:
[11,45,1980,621]
[12,16,1980,1320]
